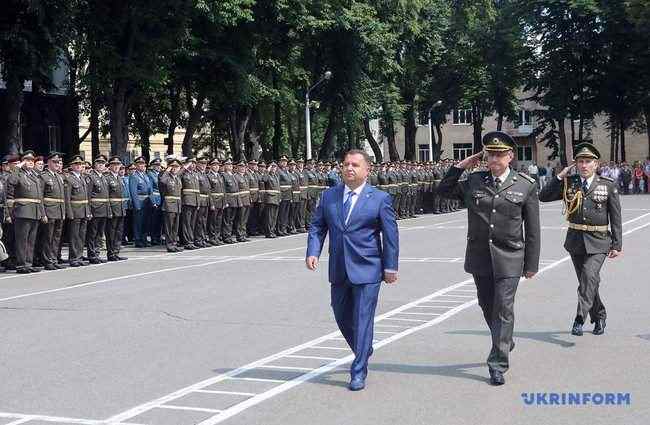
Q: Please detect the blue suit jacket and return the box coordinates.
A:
[307,183,399,285]
[129,172,152,211]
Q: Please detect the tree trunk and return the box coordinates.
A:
[272,101,283,160]
[362,116,382,162]
[346,119,355,151]
[471,102,483,154]
[644,105,650,159]
[620,120,626,162]
[66,49,81,156]
[403,99,417,161]
[496,113,503,131]
[609,122,616,162]
[3,74,24,155]
[557,118,568,167]
[318,106,338,160]
[434,122,443,160]
[286,108,297,158]
[110,80,129,159]
[181,87,206,157]
[228,107,251,162]
[90,78,101,160]
[570,118,576,145]
[134,109,151,162]
[167,84,180,156]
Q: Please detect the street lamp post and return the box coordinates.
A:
[305,71,332,160]
[428,100,443,161]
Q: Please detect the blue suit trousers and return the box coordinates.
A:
[331,279,380,379]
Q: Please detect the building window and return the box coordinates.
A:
[517,110,533,126]
[517,146,533,162]
[48,125,60,151]
[418,144,430,162]
[452,109,472,125]
[453,143,473,160]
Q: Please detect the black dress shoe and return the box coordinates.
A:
[593,319,606,335]
[489,369,505,386]
[29,267,42,273]
[571,320,584,336]
[69,261,82,267]
[349,376,366,391]
[89,258,103,265]
[510,341,515,352]
[44,264,58,271]
[107,256,120,262]
[184,244,197,250]
[54,264,67,269]
[16,267,31,274]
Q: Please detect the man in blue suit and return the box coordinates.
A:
[129,157,152,247]
[306,149,399,391]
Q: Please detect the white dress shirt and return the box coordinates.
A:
[343,181,367,225]
[492,167,511,184]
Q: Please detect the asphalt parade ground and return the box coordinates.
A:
[1,195,649,425]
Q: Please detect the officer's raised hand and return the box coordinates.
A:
[456,151,484,170]
[556,162,575,179]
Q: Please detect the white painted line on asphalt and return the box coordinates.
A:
[384,317,429,323]
[226,377,286,383]
[285,355,341,361]
[309,346,351,351]
[0,246,304,303]
[5,418,33,425]
[0,412,144,425]
[374,324,413,328]
[194,390,257,397]
[374,331,399,334]
[157,405,222,413]
[398,312,441,316]
[411,305,455,309]
[257,365,315,371]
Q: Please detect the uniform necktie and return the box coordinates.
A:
[582,179,588,193]
[494,177,501,190]
[343,191,357,224]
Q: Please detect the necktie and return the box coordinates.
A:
[342,191,356,224]
[582,179,588,193]
[494,177,501,190]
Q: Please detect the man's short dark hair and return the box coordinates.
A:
[343,149,371,166]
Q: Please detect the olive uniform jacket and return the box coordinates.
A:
[438,166,541,279]
[6,168,45,220]
[40,169,66,220]
[539,174,622,254]
[159,171,182,213]
[65,172,92,219]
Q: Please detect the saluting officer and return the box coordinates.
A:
[539,143,622,336]
[195,156,211,248]
[159,158,183,252]
[86,155,111,263]
[246,159,261,236]
[234,161,251,242]
[38,152,66,270]
[105,156,128,261]
[65,155,91,267]
[438,131,541,386]
[277,156,292,236]
[263,161,281,238]
[5,151,45,273]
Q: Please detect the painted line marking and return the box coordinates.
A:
[411,305,454,309]
[285,355,341,361]
[374,324,413,328]
[226,377,286,384]
[0,412,143,425]
[158,405,222,413]
[257,365,315,371]
[373,331,399,334]
[398,312,441,316]
[5,419,33,425]
[194,390,257,397]
[382,317,429,323]
[309,346,351,351]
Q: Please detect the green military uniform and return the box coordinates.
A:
[85,156,111,263]
[438,131,541,385]
[234,162,251,242]
[195,158,212,247]
[105,156,128,261]
[6,151,45,273]
[159,159,183,252]
[263,163,281,237]
[38,153,66,269]
[277,158,293,236]
[304,161,319,229]
[207,160,225,246]
[64,156,92,267]
[246,161,261,236]
[221,160,240,244]
[180,158,200,249]
[539,142,622,336]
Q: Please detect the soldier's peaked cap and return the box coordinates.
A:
[69,155,84,165]
[482,131,516,152]
[573,142,600,160]
[108,156,122,165]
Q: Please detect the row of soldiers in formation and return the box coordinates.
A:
[0,150,462,273]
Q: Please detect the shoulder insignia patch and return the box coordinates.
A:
[518,172,535,183]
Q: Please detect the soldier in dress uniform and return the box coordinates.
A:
[180,157,200,250]
[195,156,212,248]
[256,160,267,234]
[304,159,319,229]
[85,155,111,263]
[2,155,20,270]
[129,156,152,248]
[539,142,622,336]
[65,155,91,267]
[437,131,541,386]
[263,161,281,238]
[277,156,292,236]
[221,159,240,244]
[5,151,46,273]
[159,158,183,252]
[120,164,133,244]
[246,159,261,236]
[146,158,163,245]
[105,156,128,261]
[207,158,225,246]
[38,152,66,270]
[234,161,251,242]
[294,159,308,233]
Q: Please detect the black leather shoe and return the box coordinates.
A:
[29,267,42,273]
[44,264,58,271]
[69,261,82,267]
[16,268,31,274]
[510,341,515,352]
[184,245,197,250]
[107,256,120,262]
[54,264,67,269]
[571,320,583,336]
[89,258,102,265]
[489,369,505,386]
[593,319,606,335]
[349,376,366,391]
